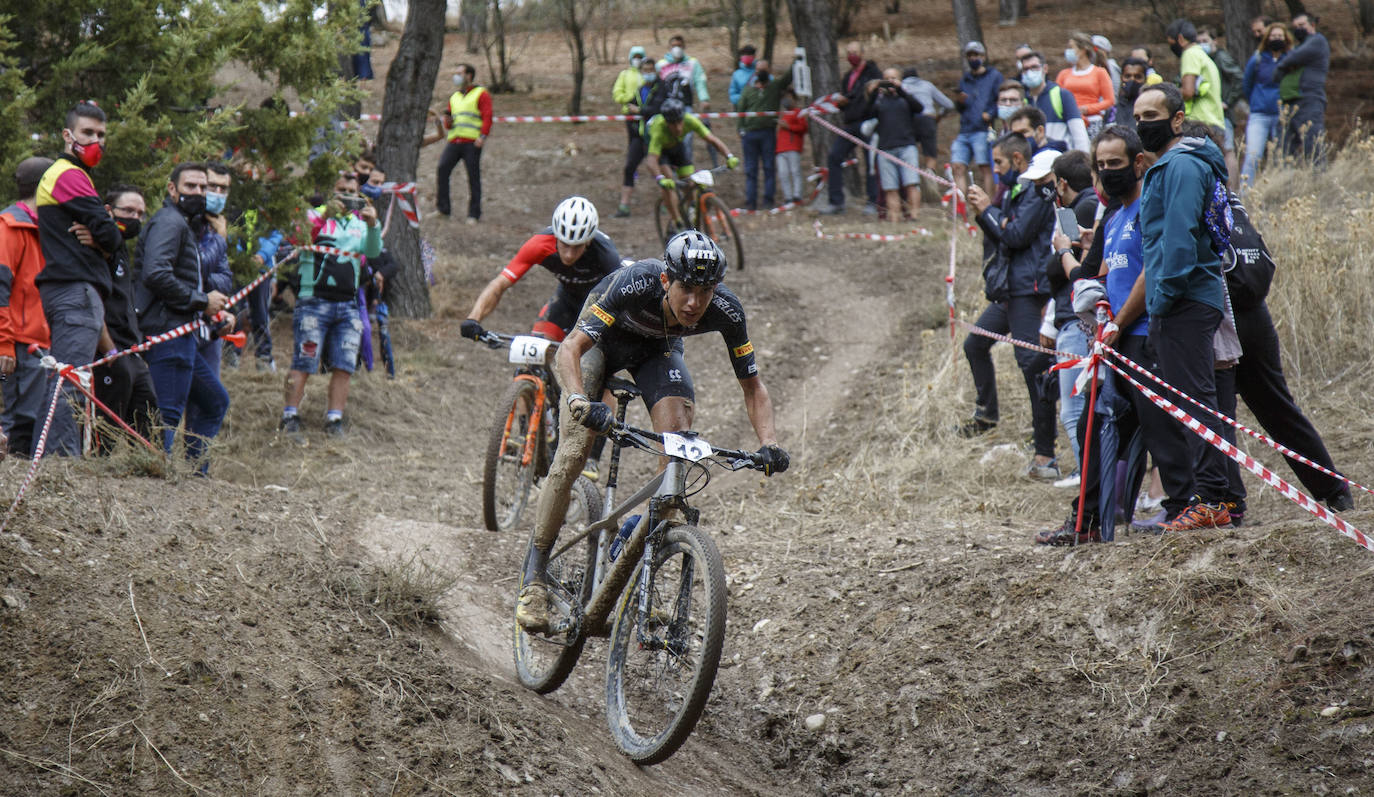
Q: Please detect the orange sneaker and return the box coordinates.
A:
[1158,501,1232,533]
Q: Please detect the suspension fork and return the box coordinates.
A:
[499,373,547,468]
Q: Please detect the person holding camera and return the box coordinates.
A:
[863,68,925,222]
[278,171,381,445]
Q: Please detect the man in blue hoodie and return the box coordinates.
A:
[1133,82,1233,532]
[728,45,757,107]
[952,41,1003,197]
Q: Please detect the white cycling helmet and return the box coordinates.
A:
[551,196,599,245]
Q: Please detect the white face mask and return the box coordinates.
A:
[452,73,467,87]
[670,46,684,61]
[631,55,643,67]
[1065,48,1078,64]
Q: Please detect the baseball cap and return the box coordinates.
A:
[964,41,987,55]
[1020,149,1061,181]
[1091,34,1113,53]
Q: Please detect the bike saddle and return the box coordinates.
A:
[605,376,641,401]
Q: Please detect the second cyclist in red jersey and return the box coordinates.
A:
[460,196,624,342]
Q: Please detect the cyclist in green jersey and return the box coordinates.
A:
[643,99,739,229]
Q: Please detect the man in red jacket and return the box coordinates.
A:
[0,157,55,457]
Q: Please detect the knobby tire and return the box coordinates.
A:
[482,379,541,532]
[700,195,745,272]
[604,524,727,765]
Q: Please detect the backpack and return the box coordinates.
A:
[641,71,695,121]
[1202,179,1276,311]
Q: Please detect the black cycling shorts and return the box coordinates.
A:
[581,338,695,411]
[659,141,693,174]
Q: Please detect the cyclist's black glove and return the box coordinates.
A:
[579,401,614,433]
[756,444,790,476]
[460,319,484,340]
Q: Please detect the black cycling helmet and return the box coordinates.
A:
[660,98,686,123]
[663,230,727,286]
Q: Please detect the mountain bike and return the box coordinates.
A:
[473,331,564,532]
[653,165,746,272]
[512,377,771,764]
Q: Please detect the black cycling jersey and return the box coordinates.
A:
[502,227,622,291]
[576,259,758,380]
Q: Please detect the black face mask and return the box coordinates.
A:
[1118,81,1142,104]
[115,217,141,240]
[176,193,206,219]
[1266,40,1286,52]
[1293,27,1309,43]
[1099,164,1138,199]
[1169,41,1183,57]
[1137,117,1176,154]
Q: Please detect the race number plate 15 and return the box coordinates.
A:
[508,335,552,365]
[661,432,712,462]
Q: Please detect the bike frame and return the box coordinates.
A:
[500,371,548,469]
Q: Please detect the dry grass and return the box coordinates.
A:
[326,554,460,631]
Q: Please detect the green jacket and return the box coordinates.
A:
[736,68,794,132]
[612,67,643,113]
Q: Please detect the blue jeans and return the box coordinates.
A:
[37,281,104,457]
[1241,111,1280,186]
[741,129,777,208]
[827,129,878,209]
[291,297,362,374]
[145,334,230,471]
[1056,322,1089,469]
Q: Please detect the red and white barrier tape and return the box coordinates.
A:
[729,160,859,218]
[954,318,1067,357]
[804,113,955,190]
[379,181,420,230]
[1100,343,1372,498]
[1098,353,1371,552]
[944,165,959,338]
[330,111,781,123]
[0,377,64,536]
[813,220,932,241]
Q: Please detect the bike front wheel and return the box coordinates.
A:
[482,378,542,532]
[604,524,727,765]
[700,195,744,272]
[513,475,602,694]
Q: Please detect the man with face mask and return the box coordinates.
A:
[1130,82,1234,533]
[817,41,883,215]
[1112,57,1148,131]
[0,157,55,457]
[1035,124,1196,543]
[437,63,492,223]
[1195,28,1244,188]
[949,41,1004,198]
[737,58,796,211]
[616,58,660,217]
[135,162,231,473]
[278,172,381,444]
[728,44,757,108]
[195,163,236,380]
[1165,19,1224,140]
[1276,13,1329,164]
[962,134,1059,481]
[90,184,159,450]
[35,102,125,457]
[1018,52,1089,153]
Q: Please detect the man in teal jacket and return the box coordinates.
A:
[279,172,381,444]
[1134,82,1232,533]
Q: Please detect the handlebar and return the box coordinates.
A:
[473,330,561,353]
[606,421,767,472]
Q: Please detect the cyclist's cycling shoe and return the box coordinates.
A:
[516,582,552,633]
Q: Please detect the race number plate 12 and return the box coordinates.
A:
[661,432,712,462]
[508,335,552,365]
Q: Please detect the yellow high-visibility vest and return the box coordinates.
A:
[447,87,488,141]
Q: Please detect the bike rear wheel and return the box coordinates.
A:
[482,379,542,532]
[604,524,726,765]
[513,475,602,694]
[700,195,744,272]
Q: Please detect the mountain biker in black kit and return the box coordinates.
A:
[516,230,788,632]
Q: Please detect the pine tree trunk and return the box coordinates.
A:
[1222,0,1263,64]
[1359,0,1374,35]
[374,0,446,319]
[952,0,983,51]
[561,0,586,115]
[784,0,840,168]
[762,0,780,62]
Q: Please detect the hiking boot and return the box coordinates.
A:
[1328,489,1355,513]
[515,581,552,633]
[1222,498,1246,527]
[1034,511,1100,546]
[581,459,600,482]
[958,417,997,437]
[279,415,307,447]
[1026,458,1060,482]
[1156,501,1232,534]
[613,204,631,218]
[324,417,345,439]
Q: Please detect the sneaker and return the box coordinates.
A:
[958,417,997,437]
[515,582,551,632]
[1026,459,1060,482]
[256,356,277,373]
[860,203,879,216]
[1135,492,1164,514]
[1131,507,1169,532]
[464,216,478,225]
[1053,472,1081,489]
[581,459,600,482]
[279,415,307,447]
[1328,489,1355,512]
[1034,511,1100,546]
[1222,498,1246,527]
[1157,501,1232,534]
[815,203,846,216]
[324,417,345,439]
[613,204,631,218]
